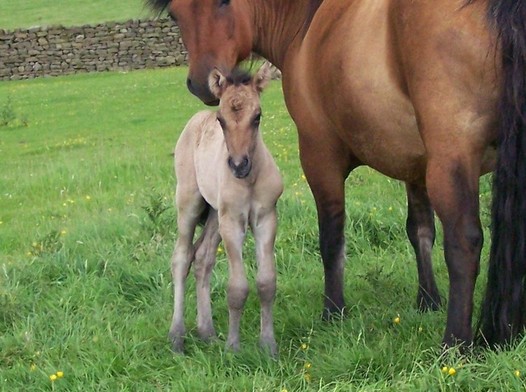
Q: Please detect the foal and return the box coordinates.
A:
[169,63,283,355]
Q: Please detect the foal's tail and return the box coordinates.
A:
[478,0,526,346]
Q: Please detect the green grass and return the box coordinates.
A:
[1,68,526,391]
[0,0,154,31]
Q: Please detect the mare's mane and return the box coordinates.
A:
[147,0,171,13]
[146,0,324,34]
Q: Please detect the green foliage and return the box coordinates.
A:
[0,96,28,128]
[0,0,152,30]
[0,68,525,391]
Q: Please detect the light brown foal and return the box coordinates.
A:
[170,63,283,355]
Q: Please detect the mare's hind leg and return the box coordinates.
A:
[169,189,206,353]
[298,133,356,319]
[251,208,278,356]
[405,183,441,311]
[426,157,483,346]
[193,209,221,342]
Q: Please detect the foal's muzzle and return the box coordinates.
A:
[228,156,252,179]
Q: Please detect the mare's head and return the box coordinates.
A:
[149,0,254,105]
[209,63,272,179]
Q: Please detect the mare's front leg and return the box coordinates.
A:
[169,189,206,353]
[405,183,441,311]
[298,133,356,319]
[193,209,221,342]
[219,210,249,351]
[251,207,279,356]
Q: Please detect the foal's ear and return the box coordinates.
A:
[208,68,227,98]
[253,62,272,93]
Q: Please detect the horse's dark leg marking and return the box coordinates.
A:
[298,134,356,319]
[318,200,347,319]
[405,182,441,311]
[427,161,482,346]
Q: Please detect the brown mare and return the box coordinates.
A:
[149,0,526,348]
[171,63,283,354]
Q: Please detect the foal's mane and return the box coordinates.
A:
[226,68,253,86]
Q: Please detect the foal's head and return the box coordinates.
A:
[208,63,272,179]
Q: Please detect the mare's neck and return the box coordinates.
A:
[247,0,321,69]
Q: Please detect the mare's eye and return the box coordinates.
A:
[168,11,178,23]
[219,0,230,7]
[252,113,261,127]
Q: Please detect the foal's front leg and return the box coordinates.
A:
[252,208,278,356]
[219,211,249,352]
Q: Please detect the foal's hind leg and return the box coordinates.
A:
[405,183,441,311]
[193,209,221,342]
[251,208,278,356]
[169,190,206,353]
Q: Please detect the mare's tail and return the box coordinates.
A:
[478,0,526,346]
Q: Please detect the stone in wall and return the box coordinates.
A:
[0,18,189,81]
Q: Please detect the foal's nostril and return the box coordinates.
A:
[228,156,252,178]
[186,78,194,92]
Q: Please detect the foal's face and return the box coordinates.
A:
[217,85,261,179]
[208,63,272,179]
[168,0,254,105]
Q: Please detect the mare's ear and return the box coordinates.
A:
[253,62,272,93]
[208,68,227,98]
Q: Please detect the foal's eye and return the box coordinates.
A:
[217,116,226,129]
[219,0,230,7]
[252,113,261,127]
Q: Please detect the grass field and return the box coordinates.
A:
[0,0,151,31]
[1,67,526,391]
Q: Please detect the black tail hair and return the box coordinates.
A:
[478,0,526,346]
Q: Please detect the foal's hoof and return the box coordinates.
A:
[260,338,278,358]
[197,327,217,343]
[169,334,185,354]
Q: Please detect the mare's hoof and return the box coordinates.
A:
[322,305,347,321]
[417,290,442,312]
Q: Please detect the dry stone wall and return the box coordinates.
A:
[0,19,188,81]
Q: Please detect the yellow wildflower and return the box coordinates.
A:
[515,370,521,377]
[393,316,400,324]
[301,343,308,350]
[304,362,312,370]
[49,374,57,381]
[441,366,449,374]
[448,367,456,376]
